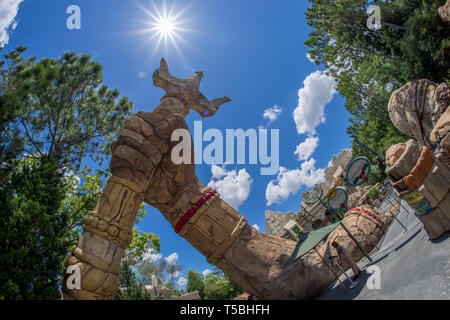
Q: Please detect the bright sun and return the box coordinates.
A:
[156,16,176,37]
[135,1,192,53]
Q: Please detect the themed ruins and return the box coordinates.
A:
[62,58,449,300]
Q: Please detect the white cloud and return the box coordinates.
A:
[0,0,24,47]
[263,105,282,122]
[202,269,212,277]
[252,224,260,231]
[306,52,315,64]
[211,165,227,179]
[293,71,336,135]
[138,71,147,78]
[169,271,180,279]
[142,249,162,263]
[165,252,179,265]
[208,165,252,211]
[265,158,325,206]
[295,136,319,161]
[177,276,188,287]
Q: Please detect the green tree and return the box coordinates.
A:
[186,267,243,300]
[186,269,205,299]
[0,47,153,299]
[0,46,33,164]
[305,0,449,159]
[0,156,69,300]
[203,268,243,300]
[114,260,149,300]
[138,259,183,292]
[1,46,133,171]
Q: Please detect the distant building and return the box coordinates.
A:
[264,210,303,241]
[299,149,354,228]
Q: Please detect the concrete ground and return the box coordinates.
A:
[318,194,450,300]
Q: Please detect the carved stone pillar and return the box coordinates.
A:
[62,178,143,299]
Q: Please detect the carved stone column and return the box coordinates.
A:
[62,178,143,299]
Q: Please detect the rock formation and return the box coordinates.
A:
[388,80,450,151]
[387,80,450,240]
[62,59,387,300]
[439,0,450,23]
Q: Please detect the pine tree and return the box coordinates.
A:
[114,260,149,300]
[1,47,133,172]
[0,156,68,299]
[186,270,205,299]
[0,47,137,299]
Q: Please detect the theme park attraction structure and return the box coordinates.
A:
[386,80,450,240]
[62,59,388,300]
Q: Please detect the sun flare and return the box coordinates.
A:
[155,16,176,37]
[134,1,193,54]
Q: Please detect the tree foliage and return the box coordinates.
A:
[0,47,156,299]
[114,260,150,300]
[186,267,243,300]
[0,156,69,299]
[305,0,449,159]
[186,269,206,299]
[138,258,183,292]
[1,46,133,171]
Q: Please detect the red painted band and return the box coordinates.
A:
[175,189,217,234]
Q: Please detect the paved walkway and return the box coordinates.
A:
[318,196,450,300]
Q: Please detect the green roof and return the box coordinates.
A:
[283,221,340,268]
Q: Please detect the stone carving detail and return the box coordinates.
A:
[62,59,387,300]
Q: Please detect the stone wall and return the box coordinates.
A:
[264,210,297,240]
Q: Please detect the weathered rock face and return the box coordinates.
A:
[386,142,450,239]
[386,78,450,240]
[439,0,450,23]
[347,185,372,209]
[430,106,450,155]
[386,139,421,181]
[388,80,449,151]
[324,208,386,263]
[386,143,406,169]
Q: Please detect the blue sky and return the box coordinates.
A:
[1,0,352,286]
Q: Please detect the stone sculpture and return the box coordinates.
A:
[62,59,386,300]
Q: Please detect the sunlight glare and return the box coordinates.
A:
[134,0,194,55]
[157,16,175,36]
